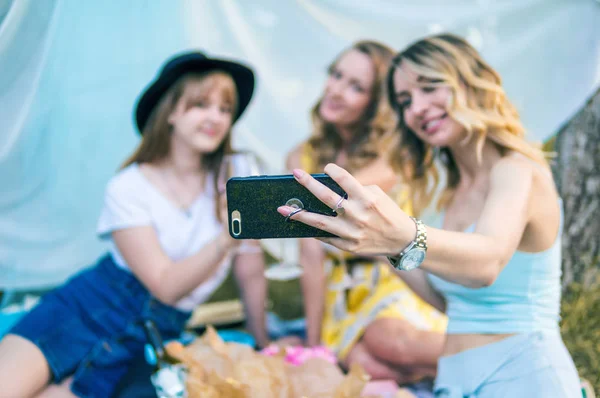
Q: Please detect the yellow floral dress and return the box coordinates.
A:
[300,145,447,360]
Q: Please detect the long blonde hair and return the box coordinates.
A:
[122,71,237,217]
[387,33,548,216]
[307,40,399,173]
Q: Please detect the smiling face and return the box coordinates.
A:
[318,49,375,128]
[385,34,546,217]
[392,63,466,148]
[168,72,236,154]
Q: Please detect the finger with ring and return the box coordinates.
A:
[333,195,346,215]
[285,207,305,222]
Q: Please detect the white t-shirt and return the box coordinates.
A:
[96,163,231,311]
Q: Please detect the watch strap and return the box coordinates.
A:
[387,216,427,269]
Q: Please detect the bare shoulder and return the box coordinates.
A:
[490,152,558,203]
[491,152,536,177]
[487,154,533,194]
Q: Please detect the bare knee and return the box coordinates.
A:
[343,341,399,381]
[362,319,420,366]
[0,334,52,398]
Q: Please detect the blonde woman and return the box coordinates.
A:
[285,40,447,386]
[279,34,581,397]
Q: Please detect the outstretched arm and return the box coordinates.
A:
[279,158,541,289]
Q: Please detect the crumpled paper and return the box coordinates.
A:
[165,326,371,398]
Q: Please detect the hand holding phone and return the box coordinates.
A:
[225,174,347,239]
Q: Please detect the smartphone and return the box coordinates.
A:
[225,173,346,239]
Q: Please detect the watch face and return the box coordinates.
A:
[400,248,426,271]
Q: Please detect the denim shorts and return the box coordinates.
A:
[9,254,191,398]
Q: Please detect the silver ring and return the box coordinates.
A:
[333,196,346,215]
[285,207,305,222]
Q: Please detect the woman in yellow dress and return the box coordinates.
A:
[285,40,447,385]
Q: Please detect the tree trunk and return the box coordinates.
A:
[552,87,600,289]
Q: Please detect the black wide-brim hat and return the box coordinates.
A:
[134,51,255,134]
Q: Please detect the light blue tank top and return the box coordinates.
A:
[428,201,563,334]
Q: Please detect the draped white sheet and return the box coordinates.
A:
[0,0,599,289]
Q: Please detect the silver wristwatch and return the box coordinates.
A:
[387,217,427,271]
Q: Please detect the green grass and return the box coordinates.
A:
[560,278,600,395]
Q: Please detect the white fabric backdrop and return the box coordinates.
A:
[1,0,599,289]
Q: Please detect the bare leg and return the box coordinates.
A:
[35,377,77,398]
[0,334,52,398]
[362,317,443,377]
[342,340,418,384]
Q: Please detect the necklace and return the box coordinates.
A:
[160,168,202,218]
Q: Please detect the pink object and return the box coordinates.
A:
[260,344,337,366]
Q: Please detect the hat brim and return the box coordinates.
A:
[135,57,255,134]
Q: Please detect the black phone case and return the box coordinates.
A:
[225,174,346,239]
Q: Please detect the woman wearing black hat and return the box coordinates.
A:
[0,52,268,397]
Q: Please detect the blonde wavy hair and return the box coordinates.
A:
[387,33,549,216]
[307,40,399,173]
